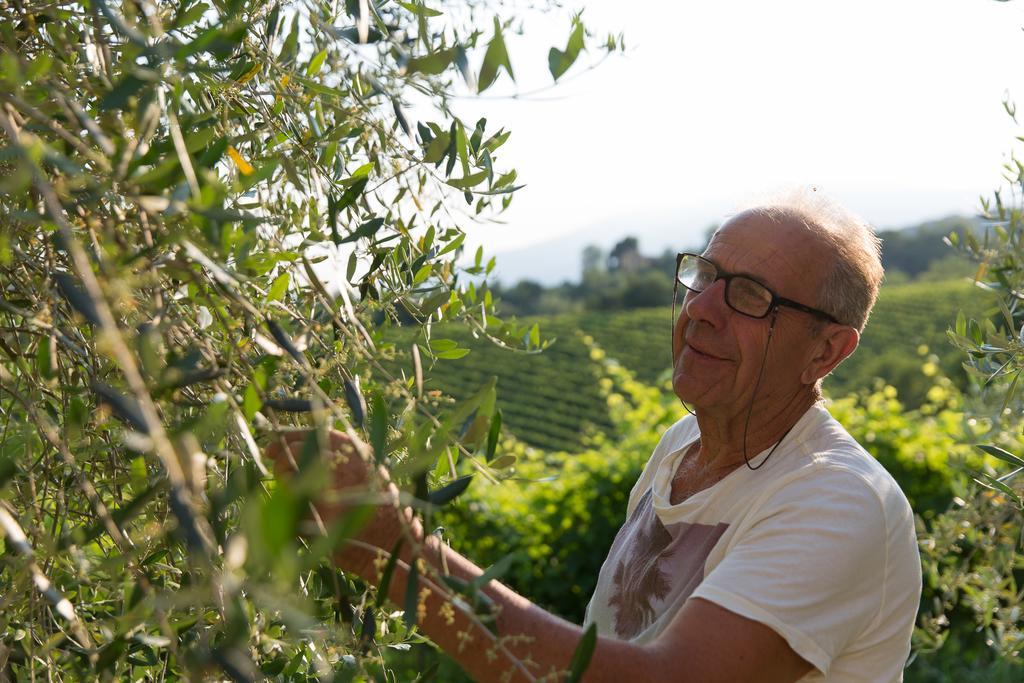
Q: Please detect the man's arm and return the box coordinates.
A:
[369,533,813,683]
[267,431,813,683]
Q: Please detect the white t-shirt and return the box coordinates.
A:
[584,403,921,682]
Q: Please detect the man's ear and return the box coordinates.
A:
[801,325,860,385]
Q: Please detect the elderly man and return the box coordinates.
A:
[269,194,921,682]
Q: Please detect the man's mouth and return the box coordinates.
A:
[685,342,729,361]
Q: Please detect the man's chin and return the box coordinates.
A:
[671,377,701,406]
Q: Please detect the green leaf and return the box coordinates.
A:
[477,17,514,92]
[36,337,54,380]
[473,553,516,589]
[461,413,489,447]
[306,48,329,77]
[341,217,384,244]
[242,383,262,421]
[973,471,1023,507]
[278,14,300,63]
[548,19,585,81]
[267,271,289,302]
[375,539,404,607]
[240,159,279,191]
[336,177,369,213]
[350,161,375,179]
[444,120,458,177]
[172,2,210,29]
[344,379,366,427]
[427,475,472,507]
[431,338,457,352]
[436,233,465,257]
[265,318,304,363]
[393,99,411,136]
[26,53,53,81]
[90,381,148,433]
[359,609,376,649]
[260,486,301,558]
[334,26,384,43]
[455,45,473,88]
[406,48,455,76]
[976,444,1024,469]
[293,75,347,99]
[65,396,87,441]
[370,394,388,464]
[435,347,470,360]
[491,168,518,190]
[489,454,516,469]
[422,132,451,163]
[566,624,598,683]
[468,118,486,154]
[455,120,470,175]
[262,398,312,412]
[0,452,17,489]
[53,272,101,326]
[403,557,419,630]
[445,170,488,190]
[397,1,443,17]
[99,73,149,111]
[418,289,450,317]
[486,409,502,461]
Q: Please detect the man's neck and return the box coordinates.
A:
[691,391,818,469]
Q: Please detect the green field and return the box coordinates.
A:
[410,277,994,451]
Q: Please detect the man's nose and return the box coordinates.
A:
[684,278,729,325]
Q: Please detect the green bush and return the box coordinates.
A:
[826,368,982,516]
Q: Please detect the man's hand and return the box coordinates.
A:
[265,429,422,578]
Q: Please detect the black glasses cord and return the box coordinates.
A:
[675,309,792,471]
[741,311,792,470]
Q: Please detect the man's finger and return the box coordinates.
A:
[266,430,359,473]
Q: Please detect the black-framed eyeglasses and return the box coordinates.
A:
[674,253,841,324]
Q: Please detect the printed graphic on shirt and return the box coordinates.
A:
[606,490,729,638]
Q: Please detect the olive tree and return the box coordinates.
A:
[0,0,618,678]
[912,103,1024,679]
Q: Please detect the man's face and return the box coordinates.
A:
[671,214,829,416]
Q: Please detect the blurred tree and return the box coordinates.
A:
[582,244,606,280]
[621,269,673,309]
[880,216,978,279]
[607,235,643,272]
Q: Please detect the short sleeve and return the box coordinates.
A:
[689,467,889,676]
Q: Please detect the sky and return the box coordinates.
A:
[443,0,1024,284]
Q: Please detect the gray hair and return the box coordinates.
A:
[740,188,883,332]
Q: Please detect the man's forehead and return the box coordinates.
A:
[704,214,827,286]
[712,211,803,242]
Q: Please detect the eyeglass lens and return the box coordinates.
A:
[676,255,773,318]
